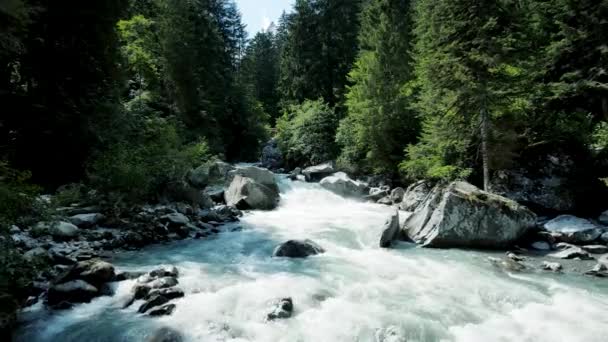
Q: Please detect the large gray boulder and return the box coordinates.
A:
[404,181,537,249]
[319,172,367,198]
[260,138,284,170]
[227,166,278,192]
[45,222,80,240]
[54,259,116,288]
[224,175,279,210]
[543,215,604,245]
[302,162,335,182]
[399,181,433,212]
[47,280,99,306]
[273,239,325,258]
[189,160,235,189]
[379,212,401,248]
[69,213,105,228]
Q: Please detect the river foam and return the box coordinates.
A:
[15,177,608,342]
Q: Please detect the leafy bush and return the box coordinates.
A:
[400,117,472,181]
[276,100,339,167]
[0,162,41,230]
[88,115,211,202]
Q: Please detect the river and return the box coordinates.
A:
[15,177,608,341]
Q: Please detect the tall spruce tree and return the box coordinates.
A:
[402,0,530,188]
[337,0,418,176]
[278,0,361,108]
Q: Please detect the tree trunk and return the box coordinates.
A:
[480,107,490,192]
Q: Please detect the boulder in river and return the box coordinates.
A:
[260,138,284,171]
[148,277,178,289]
[399,181,432,212]
[584,263,608,277]
[41,221,80,241]
[189,160,235,189]
[47,280,99,306]
[225,175,279,210]
[531,241,551,251]
[543,215,604,245]
[273,239,325,258]
[138,294,170,313]
[390,187,406,203]
[581,245,608,254]
[149,303,177,317]
[69,213,105,228]
[404,181,536,249]
[302,162,335,182]
[266,297,293,321]
[379,212,401,248]
[55,259,115,288]
[228,166,279,192]
[548,245,592,260]
[542,261,562,272]
[320,172,367,198]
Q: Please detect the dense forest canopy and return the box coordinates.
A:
[1,0,608,335]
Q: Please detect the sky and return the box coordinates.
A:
[235,0,295,37]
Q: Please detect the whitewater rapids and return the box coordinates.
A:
[15,178,608,341]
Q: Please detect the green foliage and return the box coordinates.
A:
[400,117,472,181]
[276,100,339,167]
[401,0,532,182]
[337,0,419,176]
[89,115,211,202]
[0,161,40,229]
[279,0,362,108]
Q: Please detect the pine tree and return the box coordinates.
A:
[337,0,418,176]
[278,0,361,107]
[402,0,530,188]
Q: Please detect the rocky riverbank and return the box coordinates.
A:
[7,158,608,340]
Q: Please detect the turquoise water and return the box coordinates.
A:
[15,179,608,342]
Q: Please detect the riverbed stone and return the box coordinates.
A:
[138,294,170,313]
[531,241,551,251]
[581,245,608,254]
[225,175,279,210]
[228,166,278,192]
[146,287,184,301]
[149,303,176,317]
[47,222,80,240]
[404,181,536,249]
[584,263,608,277]
[69,213,105,228]
[548,246,592,260]
[488,257,526,272]
[47,280,99,306]
[399,180,432,212]
[302,162,335,182]
[273,239,325,258]
[390,187,406,203]
[542,261,562,272]
[149,277,178,289]
[320,172,367,198]
[543,215,603,245]
[54,259,115,288]
[149,266,179,278]
[379,212,400,248]
[161,213,190,227]
[266,297,293,321]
